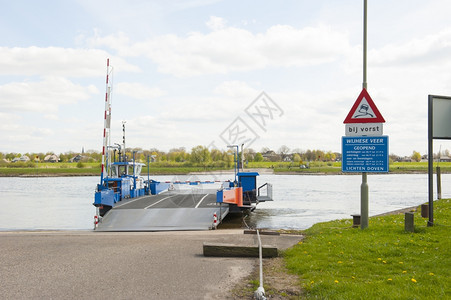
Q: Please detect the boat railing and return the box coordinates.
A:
[257,183,273,202]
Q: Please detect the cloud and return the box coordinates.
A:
[115,82,166,99]
[213,81,258,98]
[0,77,98,113]
[0,46,140,77]
[206,16,227,31]
[370,29,451,68]
[87,21,352,77]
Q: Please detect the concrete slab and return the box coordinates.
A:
[0,230,303,299]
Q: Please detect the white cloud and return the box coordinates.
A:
[44,114,59,120]
[0,46,140,77]
[88,22,352,77]
[370,29,451,68]
[116,82,166,99]
[213,81,258,98]
[0,77,99,113]
[206,16,227,31]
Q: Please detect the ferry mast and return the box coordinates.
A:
[100,59,113,184]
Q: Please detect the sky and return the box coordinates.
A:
[1,0,451,157]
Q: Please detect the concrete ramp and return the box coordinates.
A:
[96,207,229,231]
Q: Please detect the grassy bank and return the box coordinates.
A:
[272,161,451,174]
[1,161,451,176]
[0,162,231,177]
[281,199,450,299]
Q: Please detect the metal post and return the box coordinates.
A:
[361,0,369,229]
[234,152,237,183]
[436,166,442,199]
[122,121,126,162]
[241,143,245,171]
[147,155,150,194]
[427,95,434,226]
[133,151,137,190]
[361,172,369,229]
[228,145,239,183]
[100,59,111,185]
[363,0,367,91]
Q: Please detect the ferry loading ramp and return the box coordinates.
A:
[96,191,229,231]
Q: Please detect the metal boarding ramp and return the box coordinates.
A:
[96,190,230,231]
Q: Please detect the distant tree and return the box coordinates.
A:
[412,151,421,162]
[5,153,18,160]
[210,149,223,161]
[190,146,211,164]
[278,145,290,161]
[254,152,264,162]
[315,150,325,161]
[324,151,336,161]
[293,153,301,162]
[243,148,255,162]
[260,147,270,154]
[167,148,188,162]
[304,149,314,161]
[389,153,399,162]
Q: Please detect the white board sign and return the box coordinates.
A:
[345,123,383,136]
[431,96,451,139]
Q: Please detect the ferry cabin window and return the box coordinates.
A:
[112,165,128,176]
[112,166,118,177]
[134,165,142,176]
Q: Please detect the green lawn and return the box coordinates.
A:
[1,161,451,176]
[283,199,451,299]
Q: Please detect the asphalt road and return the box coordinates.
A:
[0,230,302,299]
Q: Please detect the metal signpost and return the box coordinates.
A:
[343,89,387,229]
[341,0,388,229]
[428,95,451,226]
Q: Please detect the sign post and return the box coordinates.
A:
[343,88,387,229]
[428,95,451,226]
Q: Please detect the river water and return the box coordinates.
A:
[0,174,448,231]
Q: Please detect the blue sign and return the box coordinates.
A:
[342,136,389,173]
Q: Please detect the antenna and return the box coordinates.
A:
[122,121,127,162]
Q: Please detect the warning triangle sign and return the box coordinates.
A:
[343,88,385,124]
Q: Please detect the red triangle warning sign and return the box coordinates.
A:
[343,88,385,124]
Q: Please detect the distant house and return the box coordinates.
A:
[262,150,279,162]
[12,155,30,163]
[398,156,413,162]
[439,156,451,162]
[71,155,83,163]
[44,154,60,163]
[70,154,90,163]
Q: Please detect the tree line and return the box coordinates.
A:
[2,146,447,165]
[0,145,341,165]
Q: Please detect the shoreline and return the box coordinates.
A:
[0,169,442,177]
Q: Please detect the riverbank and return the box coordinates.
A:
[1,161,450,176]
[243,199,450,299]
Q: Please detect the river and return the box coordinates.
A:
[0,174,448,231]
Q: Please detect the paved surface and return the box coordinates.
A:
[0,230,302,299]
[97,192,229,231]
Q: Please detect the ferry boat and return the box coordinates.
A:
[93,60,272,231]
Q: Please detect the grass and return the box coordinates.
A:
[283,198,451,299]
[0,163,230,176]
[1,161,451,176]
